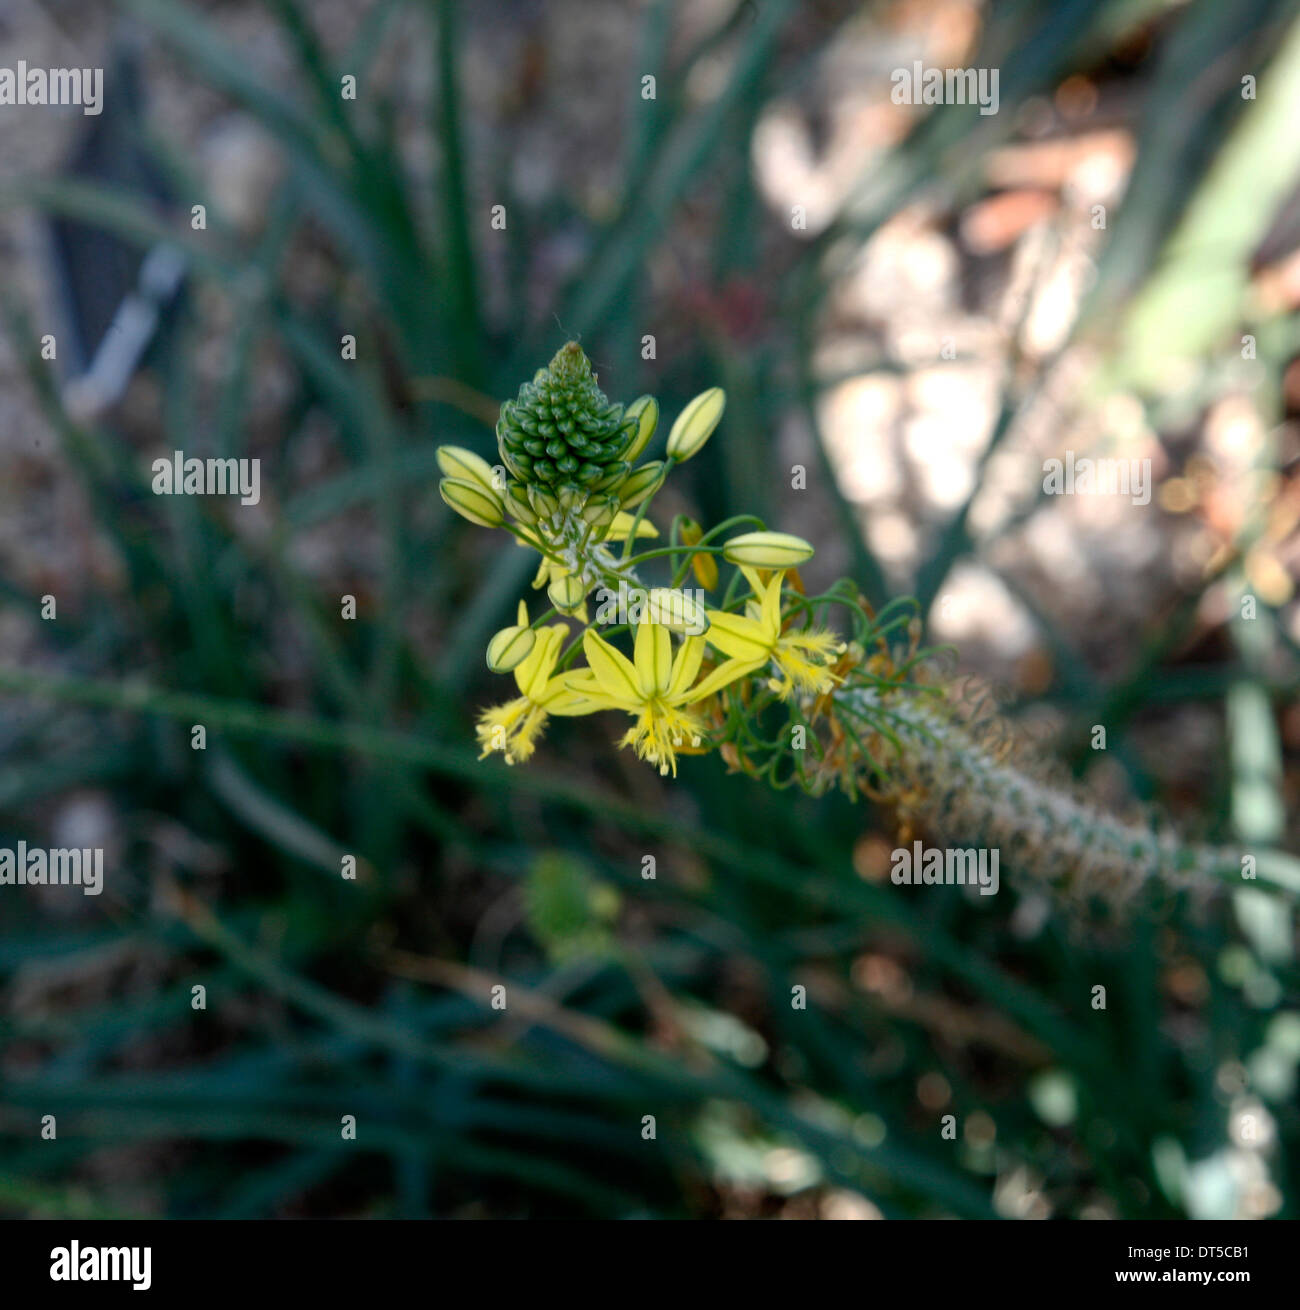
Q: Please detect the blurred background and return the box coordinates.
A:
[1,0,1299,1219]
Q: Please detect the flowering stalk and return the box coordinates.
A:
[835,685,1242,901]
[439,344,1272,899]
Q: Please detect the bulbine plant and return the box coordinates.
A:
[440,344,1282,904]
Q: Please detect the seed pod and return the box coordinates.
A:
[440,477,505,528]
[666,388,725,462]
[722,530,814,568]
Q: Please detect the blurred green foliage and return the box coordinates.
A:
[0,0,1297,1219]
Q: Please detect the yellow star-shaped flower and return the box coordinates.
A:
[705,568,844,699]
[566,622,751,776]
[476,624,590,764]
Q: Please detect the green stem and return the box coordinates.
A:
[838,685,1300,898]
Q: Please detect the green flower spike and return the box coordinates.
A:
[497,342,637,494]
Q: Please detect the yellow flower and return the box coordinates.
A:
[705,568,844,699]
[476,624,590,764]
[567,623,751,776]
[605,510,658,544]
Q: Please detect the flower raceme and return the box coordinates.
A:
[439,343,1276,902]
[439,342,843,777]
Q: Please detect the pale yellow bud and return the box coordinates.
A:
[618,461,666,509]
[503,481,537,524]
[621,395,659,464]
[581,495,619,528]
[645,588,710,635]
[666,388,725,462]
[722,530,814,568]
[486,621,536,672]
[440,476,505,528]
[547,573,588,613]
[436,445,500,493]
[527,485,560,518]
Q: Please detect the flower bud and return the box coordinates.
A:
[645,587,710,635]
[486,603,537,672]
[440,476,505,528]
[503,480,536,524]
[666,388,725,462]
[618,461,666,509]
[722,530,814,568]
[527,484,560,519]
[590,460,632,492]
[547,573,588,613]
[581,495,619,528]
[437,445,500,493]
[679,517,718,590]
[496,343,636,494]
[620,396,659,463]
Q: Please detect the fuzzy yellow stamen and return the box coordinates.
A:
[619,701,706,776]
